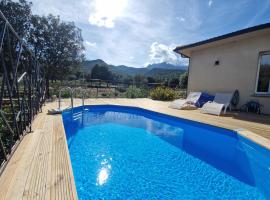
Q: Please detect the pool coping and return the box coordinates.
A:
[59,115,78,199]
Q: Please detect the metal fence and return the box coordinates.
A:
[0,11,46,174]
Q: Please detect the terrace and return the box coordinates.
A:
[1,3,270,199]
[0,98,270,199]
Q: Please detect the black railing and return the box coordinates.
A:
[0,11,46,174]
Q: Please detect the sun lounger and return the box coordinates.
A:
[169,92,201,109]
[201,93,233,116]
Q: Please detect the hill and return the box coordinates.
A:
[146,62,187,71]
[82,59,187,80]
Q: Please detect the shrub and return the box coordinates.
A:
[179,72,188,89]
[60,90,72,98]
[125,86,148,98]
[150,87,176,101]
[175,90,187,99]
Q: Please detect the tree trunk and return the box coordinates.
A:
[46,75,50,98]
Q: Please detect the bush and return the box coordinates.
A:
[150,87,176,101]
[125,86,148,98]
[179,72,188,89]
[60,90,72,98]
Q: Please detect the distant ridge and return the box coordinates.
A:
[146,62,187,71]
[82,59,187,78]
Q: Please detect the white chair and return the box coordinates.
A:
[169,92,201,109]
[201,93,233,116]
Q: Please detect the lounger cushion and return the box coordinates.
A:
[201,102,224,116]
[169,99,186,109]
[169,92,202,109]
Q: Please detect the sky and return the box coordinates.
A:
[29,0,270,67]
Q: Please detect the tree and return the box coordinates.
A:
[179,72,188,89]
[29,14,85,96]
[1,1,85,97]
[91,64,112,80]
[0,0,32,38]
[147,76,155,83]
[169,78,179,88]
[134,74,146,86]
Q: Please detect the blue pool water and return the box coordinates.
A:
[62,105,270,200]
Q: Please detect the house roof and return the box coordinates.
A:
[174,23,270,57]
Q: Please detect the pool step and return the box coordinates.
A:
[72,112,83,120]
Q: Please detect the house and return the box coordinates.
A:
[174,23,270,114]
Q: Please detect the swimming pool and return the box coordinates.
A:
[62,105,270,200]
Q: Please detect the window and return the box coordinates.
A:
[256,52,270,94]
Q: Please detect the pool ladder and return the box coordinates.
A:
[58,87,87,110]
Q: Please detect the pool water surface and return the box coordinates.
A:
[62,105,270,200]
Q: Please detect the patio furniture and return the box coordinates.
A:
[201,93,233,116]
[169,92,201,109]
[240,100,263,114]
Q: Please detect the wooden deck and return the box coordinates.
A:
[0,98,270,200]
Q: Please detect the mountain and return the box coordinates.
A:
[108,64,147,76]
[147,62,187,71]
[82,59,107,71]
[145,68,185,78]
[82,59,187,79]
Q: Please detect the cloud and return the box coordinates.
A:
[30,0,264,68]
[85,41,97,47]
[146,42,188,66]
[176,16,186,22]
[88,0,128,28]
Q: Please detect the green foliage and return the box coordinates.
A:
[169,78,180,88]
[29,15,85,82]
[134,74,146,86]
[179,72,188,89]
[116,87,126,93]
[125,86,148,98]
[91,64,113,80]
[60,90,72,98]
[176,90,187,99]
[150,87,176,101]
[1,1,85,97]
[0,0,32,38]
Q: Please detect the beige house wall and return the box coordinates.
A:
[188,33,270,114]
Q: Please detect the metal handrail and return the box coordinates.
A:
[73,87,88,107]
[58,87,73,110]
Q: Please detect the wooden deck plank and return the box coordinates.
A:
[22,116,53,200]
[0,102,77,200]
[0,98,269,200]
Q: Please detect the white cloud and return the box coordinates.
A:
[85,41,97,47]
[88,0,128,28]
[208,0,214,7]
[29,0,200,67]
[176,16,186,22]
[146,42,188,66]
